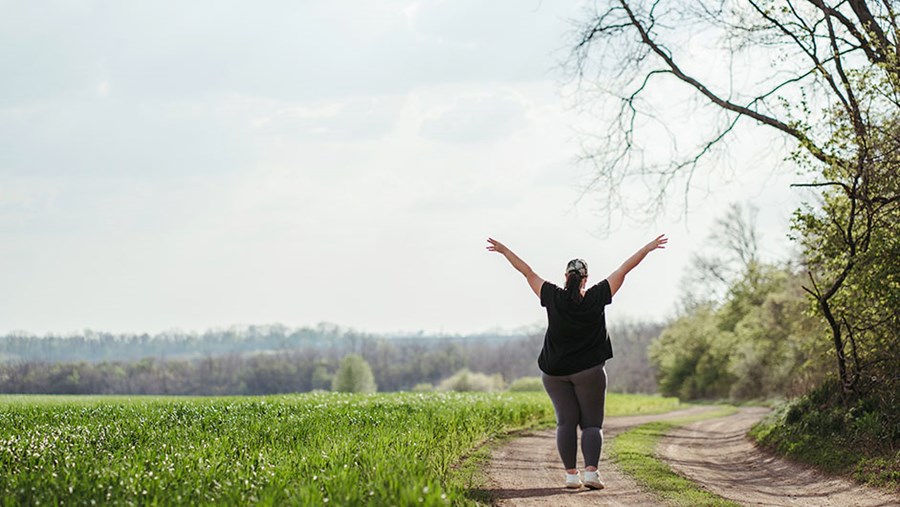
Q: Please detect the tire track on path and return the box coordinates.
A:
[484,405,718,506]
[657,407,900,507]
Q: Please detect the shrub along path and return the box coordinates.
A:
[657,407,899,507]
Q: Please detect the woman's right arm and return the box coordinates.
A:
[486,238,545,298]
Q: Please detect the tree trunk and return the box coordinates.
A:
[818,295,850,398]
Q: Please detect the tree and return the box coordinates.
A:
[651,305,735,399]
[684,202,761,307]
[571,0,900,396]
[331,354,377,393]
[652,264,826,400]
[652,202,827,400]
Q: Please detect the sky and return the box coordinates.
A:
[0,1,805,336]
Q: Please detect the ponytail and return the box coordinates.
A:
[565,272,584,303]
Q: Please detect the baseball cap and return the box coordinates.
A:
[566,259,588,277]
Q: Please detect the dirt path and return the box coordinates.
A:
[657,407,900,507]
[484,406,718,506]
[486,405,900,506]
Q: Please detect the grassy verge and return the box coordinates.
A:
[452,425,525,505]
[609,407,739,507]
[749,381,900,491]
[604,392,683,417]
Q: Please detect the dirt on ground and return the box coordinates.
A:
[484,406,717,506]
[657,407,900,507]
[485,405,900,507]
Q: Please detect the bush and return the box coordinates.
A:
[750,378,900,489]
[411,383,433,392]
[436,369,504,392]
[508,376,543,392]
[331,354,377,393]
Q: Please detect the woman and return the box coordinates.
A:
[486,234,667,489]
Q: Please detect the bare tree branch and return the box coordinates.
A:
[807,0,880,62]
[611,0,841,166]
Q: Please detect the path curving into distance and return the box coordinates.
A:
[485,406,900,506]
[657,407,900,507]
[484,406,718,507]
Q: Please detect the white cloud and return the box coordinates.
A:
[0,0,805,336]
[403,2,421,30]
[419,91,528,143]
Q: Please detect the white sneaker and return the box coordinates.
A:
[583,470,605,490]
[565,472,582,489]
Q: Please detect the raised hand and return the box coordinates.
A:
[644,234,668,252]
[486,238,509,255]
[486,237,544,298]
[608,234,668,297]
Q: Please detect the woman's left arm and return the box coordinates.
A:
[486,238,545,298]
[606,234,668,296]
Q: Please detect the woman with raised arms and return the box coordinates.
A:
[486,234,667,489]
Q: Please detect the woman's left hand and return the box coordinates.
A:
[486,238,508,254]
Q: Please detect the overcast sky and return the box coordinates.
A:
[1,1,804,336]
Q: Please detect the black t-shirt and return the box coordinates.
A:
[537,279,613,376]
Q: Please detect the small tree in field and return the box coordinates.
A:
[331,354,377,393]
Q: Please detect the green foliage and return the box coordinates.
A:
[507,376,543,392]
[0,392,683,505]
[650,306,735,400]
[331,354,377,393]
[751,379,900,490]
[793,184,900,391]
[786,60,900,392]
[652,203,828,402]
[436,369,504,393]
[310,364,333,391]
[726,273,828,400]
[653,268,827,401]
[610,408,739,506]
[411,383,434,393]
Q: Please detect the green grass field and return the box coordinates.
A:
[0,392,679,506]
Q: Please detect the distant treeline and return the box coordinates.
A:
[0,323,496,363]
[0,322,662,395]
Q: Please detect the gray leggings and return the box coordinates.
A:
[541,362,607,470]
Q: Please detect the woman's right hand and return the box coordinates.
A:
[487,238,544,298]
[486,238,508,255]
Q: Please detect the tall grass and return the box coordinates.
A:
[0,392,680,506]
